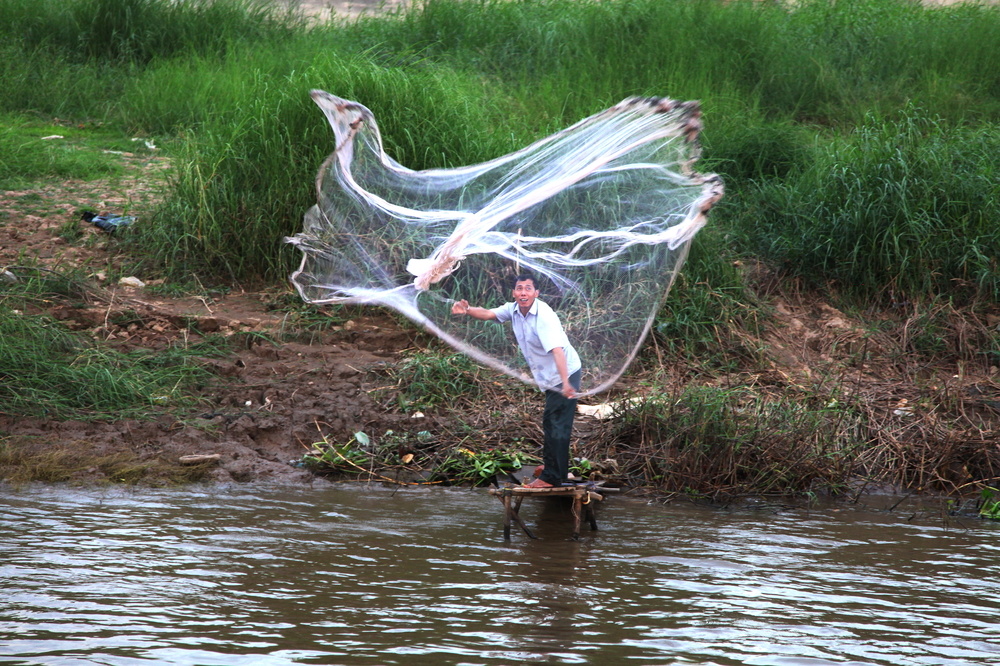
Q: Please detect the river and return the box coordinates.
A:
[1,484,998,665]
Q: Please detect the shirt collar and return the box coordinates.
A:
[515,299,539,318]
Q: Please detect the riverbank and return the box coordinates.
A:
[2,158,997,496]
[1,0,998,500]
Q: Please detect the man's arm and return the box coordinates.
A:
[451,299,498,321]
[550,346,576,399]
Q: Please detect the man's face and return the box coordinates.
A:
[513,279,539,312]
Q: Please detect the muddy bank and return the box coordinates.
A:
[2,266,998,495]
[0,294,429,485]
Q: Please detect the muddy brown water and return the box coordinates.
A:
[2,485,999,665]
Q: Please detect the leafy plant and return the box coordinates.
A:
[433,445,533,486]
[570,457,593,477]
[391,350,487,411]
[979,486,1000,521]
[302,431,371,474]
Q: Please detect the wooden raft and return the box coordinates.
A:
[488,483,619,540]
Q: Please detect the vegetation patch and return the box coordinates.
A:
[0,271,226,420]
[978,486,1000,521]
[302,428,536,487]
[0,119,128,190]
[584,385,864,499]
[0,437,214,486]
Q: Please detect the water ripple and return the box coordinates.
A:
[1,485,999,665]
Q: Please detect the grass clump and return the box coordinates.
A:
[0,273,223,419]
[0,117,126,189]
[0,310,217,419]
[0,437,216,485]
[733,106,1000,304]
[387,349,490,412]
[595,384,865,498]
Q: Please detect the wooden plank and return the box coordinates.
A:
[178,454,221,465]
[488,483,616,540]
[489,484,619,497]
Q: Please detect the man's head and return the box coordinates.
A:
[512,273,539,313]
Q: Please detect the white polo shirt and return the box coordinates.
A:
[491,298,582,391]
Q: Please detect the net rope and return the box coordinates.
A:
[287,90,723,397]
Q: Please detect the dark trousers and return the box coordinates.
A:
[539,369,582,486]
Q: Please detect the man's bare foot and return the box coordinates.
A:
[534,464,582,482]
[524,478,554,488]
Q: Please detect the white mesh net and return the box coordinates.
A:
[286,90,723,397]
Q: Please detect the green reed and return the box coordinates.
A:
[3,0,1000,302]
[0,270,223,419]
[731,106,1000,303]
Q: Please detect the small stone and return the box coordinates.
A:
[118,276,146,288]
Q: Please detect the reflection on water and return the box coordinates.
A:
[1,484,999,665]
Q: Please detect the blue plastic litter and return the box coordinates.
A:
[81,211,135,232]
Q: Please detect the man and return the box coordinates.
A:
[451,273,582,488]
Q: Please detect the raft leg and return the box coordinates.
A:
[571,492,583,540]
[585,502,598,531]
[511,496,536,539]
[503,494,512,541]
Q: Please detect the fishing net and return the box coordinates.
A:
[286,90,723,397]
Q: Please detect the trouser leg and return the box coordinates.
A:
[539,370,581,486]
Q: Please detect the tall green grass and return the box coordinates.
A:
[4,0,1000,304]
[121,47,521,281]
[731,106,1000,303]
[0,0,303,64]
[353,0,1000,125]
[0,0,305,117]
[652,227,760,368]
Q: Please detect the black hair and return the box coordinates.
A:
[512,272,539,289]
